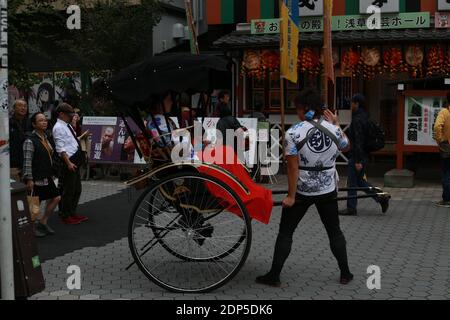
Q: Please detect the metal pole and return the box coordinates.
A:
[0,0,15,300]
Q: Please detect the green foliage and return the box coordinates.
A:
[8,0,164,92]
[61,0,163,71]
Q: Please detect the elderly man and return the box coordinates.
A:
[53,103,88,225]
[9,99,29,181]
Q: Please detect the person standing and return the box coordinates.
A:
[9,99,29,181]
[339,94,389,216]
[433,92,450,207]
[218,90,231,106]
[256,89,354,287]
[52,103,88,225]
[23,113,61,237]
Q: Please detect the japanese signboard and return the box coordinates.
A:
[360,0,399,14]
[435,12,450,28]
[251,19,280,34]
[82,117,146,164]
[404,97,445,147]
[298,12,430,32]
[438,0,450,11]
[299,0,323,17]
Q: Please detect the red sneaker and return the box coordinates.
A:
[61,216,81,225]
[72,214,89,222]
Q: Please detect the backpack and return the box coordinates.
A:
[365,119,385,152]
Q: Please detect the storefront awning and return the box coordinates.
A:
[213,28,450,49]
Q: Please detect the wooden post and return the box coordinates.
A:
[280,77,286,163]
[279,0,286,164]
[396,92,405,169]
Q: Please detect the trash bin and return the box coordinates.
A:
[10,181,45,298]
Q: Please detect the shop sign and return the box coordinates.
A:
[404,97,445,147]
[435,12,450,28]
[253,13,430,34]
[360,0,399,14]
[298,12,430,32]
[438,0,450,11]
[299,0,323,17]
[251,19,280,34]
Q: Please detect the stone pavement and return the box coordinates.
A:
[30,177,450,300]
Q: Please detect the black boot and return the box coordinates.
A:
[255,271,281,287]
[338,208,357,216]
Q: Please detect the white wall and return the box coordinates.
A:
[152,0,207,54]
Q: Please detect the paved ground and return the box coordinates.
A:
[29,177,450,300]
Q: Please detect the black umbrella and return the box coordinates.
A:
[106,53,230,108]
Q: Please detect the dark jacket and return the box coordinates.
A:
[9,116,29,168]
[28,132,54,181]
[348,108,369,163]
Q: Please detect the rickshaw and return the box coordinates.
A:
[102,53,390,294]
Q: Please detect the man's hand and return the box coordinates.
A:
[67,161,77,172]
[26,180,34,192]
[282,196,296,209]
[324,109,339,126]
[355,163,363,171]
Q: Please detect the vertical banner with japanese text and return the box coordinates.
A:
[280,0,299,83]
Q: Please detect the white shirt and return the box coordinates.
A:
[285,119,349,196]
[52,118,79,158]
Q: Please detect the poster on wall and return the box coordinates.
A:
[54,71,82,108]
[82,116,146,164]
[28,74,56,119]
[404,96,445,146]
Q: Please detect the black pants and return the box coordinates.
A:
[60,166,82,217]
[270,191,350,276]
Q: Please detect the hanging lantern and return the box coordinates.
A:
[242,50,264,79]
[405,45,424,78]
[298,48,321,76]
[383,47,406,78]
[426,45,446,77]
[261,50,280,72]
[342,48,361,77]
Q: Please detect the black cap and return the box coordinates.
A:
[351,93,365,108]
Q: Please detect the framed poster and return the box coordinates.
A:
[403,96,444,146]
[82,117,146,164]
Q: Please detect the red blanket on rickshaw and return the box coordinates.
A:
[197,145,273,224]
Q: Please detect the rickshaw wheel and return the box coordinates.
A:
[128,171,252,293]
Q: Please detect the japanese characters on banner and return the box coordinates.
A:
[360,0,399,14]
[299,0,323,17]
[82,117,146,164]
[438,0,450,11]
[299,12,430,32]
[404,97,445,146]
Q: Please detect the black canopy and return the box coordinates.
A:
[106,53,230,108]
